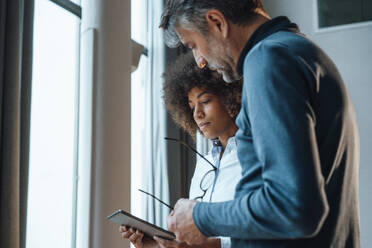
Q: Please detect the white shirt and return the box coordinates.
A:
[189,136,242,248]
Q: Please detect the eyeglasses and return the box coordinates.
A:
[138,189,174,210]
[165,137,217,202]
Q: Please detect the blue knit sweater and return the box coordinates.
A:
[193,16,360,248]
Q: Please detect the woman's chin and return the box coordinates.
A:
[202,131,217,140]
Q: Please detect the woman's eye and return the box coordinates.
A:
[202,99,210,104]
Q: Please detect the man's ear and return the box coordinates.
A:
[205,9,229,39]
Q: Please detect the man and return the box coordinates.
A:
[160,1,360,248]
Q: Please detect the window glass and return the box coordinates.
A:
[26,0,79,247]
[364,0,372,20]
[131,0,147,219]
[318,0,372,27]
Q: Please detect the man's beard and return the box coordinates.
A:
[208,56,241,83]
[206,38,241,83]
[219,60,241,83]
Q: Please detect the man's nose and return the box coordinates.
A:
[192,50,207,69]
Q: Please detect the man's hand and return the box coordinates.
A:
[167,199,208,245]
[154,236,221,248]
[153,236,190,248]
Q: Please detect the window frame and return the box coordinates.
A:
[27,1,82,248]
[48,2,82,247]
[313,0,372,34]
[50,0,81,18]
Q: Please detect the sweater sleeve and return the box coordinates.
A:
[193,42,329,240]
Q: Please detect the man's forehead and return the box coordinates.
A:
[176,26,203,44]
[176,27,192,44]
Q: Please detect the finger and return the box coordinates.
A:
[119,225,128,233]
[121,231,130,239]
[134,230,144,244]
[167,214,176,233]
[121,231,133,239]
[174,198,184,209]
[175,232,185,243]
[121,228,135,239]
[127,227,139,241]
[129,232,141,243]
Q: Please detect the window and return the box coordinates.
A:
[26,0,80,247]
[130,0,147,220]
[130,0,169,229]
[318,0,372,28]
[365,0,372,19]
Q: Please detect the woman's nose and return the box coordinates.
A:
[194,106,204,120]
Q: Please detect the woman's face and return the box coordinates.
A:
[188,86,235,139]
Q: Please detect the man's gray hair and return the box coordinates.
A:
[159,0,263,48]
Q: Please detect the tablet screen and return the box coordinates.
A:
[107,210,176,240]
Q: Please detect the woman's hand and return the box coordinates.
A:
[119,226,159,248]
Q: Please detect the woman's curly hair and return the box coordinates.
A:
[163,52,242,139]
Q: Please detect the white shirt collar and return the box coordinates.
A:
[210,136,237,163]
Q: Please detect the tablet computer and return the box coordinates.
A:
[107,209,176,240]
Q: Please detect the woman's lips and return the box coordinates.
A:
[199,122,211,131]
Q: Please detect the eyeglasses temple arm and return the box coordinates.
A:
[164,137,217,170]
[138,189,174,210]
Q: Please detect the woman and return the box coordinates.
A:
[120,52,242,248]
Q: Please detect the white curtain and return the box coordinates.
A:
[196,133,212,156]
[131,0,170,229]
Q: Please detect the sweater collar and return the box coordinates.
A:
[236,16,300,76]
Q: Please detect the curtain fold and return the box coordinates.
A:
[141,0,170,229]
[0,0,34,248]
[196,132,212,156]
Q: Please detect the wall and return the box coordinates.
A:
[262,0,372,246]
[78,0,132,248]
